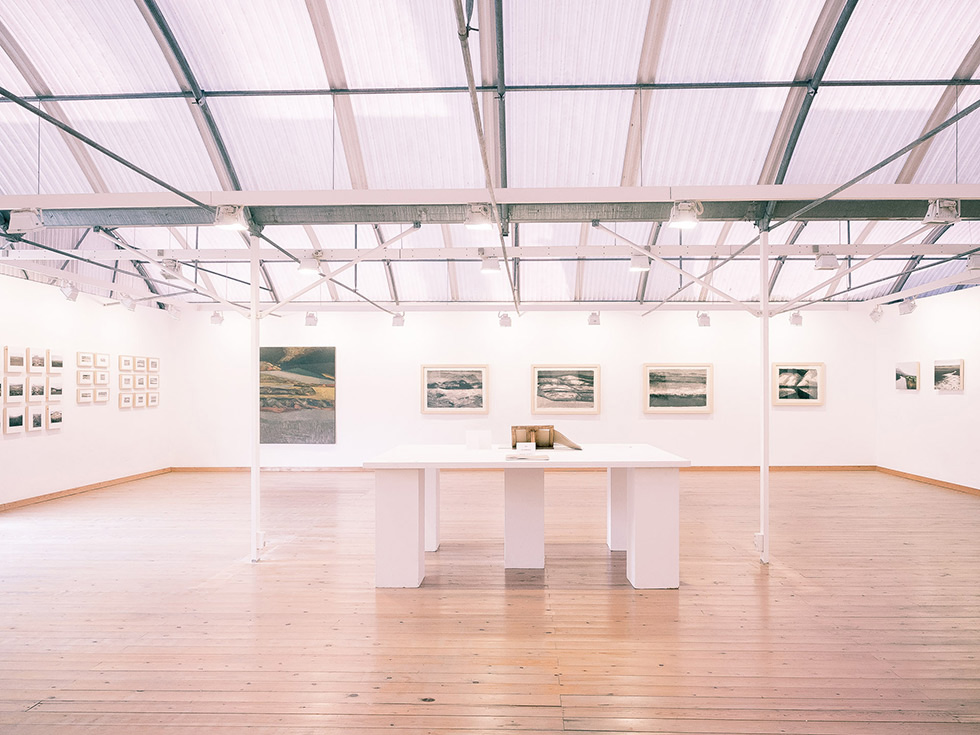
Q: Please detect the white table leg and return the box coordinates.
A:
[424,467,440,552]
[607,467,627,551]
[626,467,680,589]
[503,468,545,568]
[375,468,425,587]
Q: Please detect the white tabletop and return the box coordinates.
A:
[364,443,691,470]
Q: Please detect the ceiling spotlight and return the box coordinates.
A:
[922,198,960,224]
[869,304,883,323]
[789,311,803,326]
[119,295,136,311]
[160,258,181,279]
[814,253,839,270]
[298,252,322,274]
[304,311,318,327]
[629,252,651,272]
[210,310,224,325]
[587,312,600,326]
[6,208,43,233]
[214,204,249,231]
[480,254,500,273]
[392,312,405,327]
[697,311,711,327]
[968,253,980,270]
[59,281,79,302]
[667,200,703,229]
[498,312,512,327]
[464,203,494,230]
[898,297,916,316]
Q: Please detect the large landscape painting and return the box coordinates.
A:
[422,366,488,413]
[260,347,336,444]
[772,363,825,406]
[644,364,713,413]
[532,365,599,414]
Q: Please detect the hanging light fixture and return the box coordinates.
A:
[814,253,839,270]
[480,253,500,273]
[789,311,803,326]
[498,312,512,327]
[298,251,322,274]
[304,312,318,327]
[392,312,405,327]
[629,252,651,272]
[59,281,79,302]
[464,203,494,230]
[214,205,249,231]
[898,297,916,316]
[7,208,43,233]
[119,295,136,311]
[587,312,600,326]
[210,310,224,325]
[869,304,883,323]
[922,199,960,224]
[697,311,710,327]
[667,201,703,229]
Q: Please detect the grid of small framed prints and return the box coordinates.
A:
[3,346,64,435]
[76,352,111,405]
[118,354,160,408]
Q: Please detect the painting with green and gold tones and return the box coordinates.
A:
[259,347,336,444]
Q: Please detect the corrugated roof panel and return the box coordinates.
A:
[454,261,517,303]
[329,0,472,87]
[264,262,336,305]
[505,0,649,85]
[936,220,980,248]
[585,222,655,249]
[499,90,634,188]
[699,259,765,302]
[389,261,451,302]
[784,85,944,185]
[0,0,179,95]
[842,220,933,249]
[303,225,360,250]
[516,223,583,249]
[837,259,909,301]
[0,103,94,195]
[579,260,644,301]
[640,88,788,185]
[352,93,484,189]
[824,0,980,81]
[658,0,824,83]
[208,96,352,190]
[770,259,843,303]
[519,261,578,301]
[154,0,328,90]
[913,87,980,185]
[196,262,259,303]
[329,261,391,303]
[903,259,968,292]
[644,259,692,302]
[0,43,33,96]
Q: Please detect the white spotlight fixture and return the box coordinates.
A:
[789,310,803,326]
[298,252,322,274]
[392,312,405,327]
[814,253,839,270]
[480,254,500,273]
[7,208,43,233]
[697,311,711,327]
[498,312,512,327]
[304,311,318,327]
[210,310,224,325]
[898,297,916,316]
[59,281,79,302]
[464,203,494,230]
[160,258,181,279]
[869,304,883,323]
[629,252,651,272]
[667,200,703,229]
[214,204,249,231]
[922,198,960,224]
[968,253,980,270]
[587,312,600,326]
[119,295,136,311]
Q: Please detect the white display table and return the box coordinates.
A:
[364,443,690,589]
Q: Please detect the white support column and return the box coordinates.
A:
[249,234,262,562]
[375,469,426,587]
[759,228,771,564]
[424,467,440,551]
[503,468,545,568]
[607,467,628,550]
[626,467,680,589]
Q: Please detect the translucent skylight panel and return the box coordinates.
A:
[515,223,582,248]
[784,85,944,186]
[303,225,360,251]
[198,262,256,303]
[329,261,390,303]
[518,261,577,301]
[507,90,632,187]
[824,0,980,81]
[585,222,655,249]
[208,96,352,190]
[0,46,33,96]
[639,88,788,186]
[373,224,442,251]
[0,103,93,195]
[903,259,968,292]
[579,260,644,301]
[913,87,980,185]
[657,0,824,83]
[936,221,980,248]
[644,260,694,302]
[700,259,764,302]
[837,258,908,301]
[266,263,336,304]
[329,0,472,88]
[505,0,649,85]
[770,259,842,303]
[58,99,223,193]
[454,261,517,303]
[793,220,858,247]
[0,0,179,95]
[434,224,500,250]
[352,93,484,189]
[390,261,451,302]
[154,0,328,90]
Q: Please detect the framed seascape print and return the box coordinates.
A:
[119,355,133,371]
[77,388,95,404]
[47,351,64,373]
[4,406,25,434]
[47,378,63,402]
[28,348,46,373]
[77,369,95,386]
[895,361,919,391]
[95,371,110,386]
[147,392,159,407]
[134,356,147,372]
[421,365,488,414]
[76,352,94,369]
[94,353,110,369]
[27,376,46,403]
[147,357,160,372]
[46,405,63,430]
[94,388,110,403]
[934,360,964,392]
[147,374,160,389]
[134,375,147,390]
[6,377,25,404]
[772,363,825,406]
[119,393,134,409]
[259,346,336,445]
[134,393,147,408]
[119,374,134,390]
[26,405,45,432]
[643,364,713,414]
[532,365,600,414]
[5,346,26,373]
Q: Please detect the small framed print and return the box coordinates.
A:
[644,364,713,414]
[119,393,134,409]
[26,405,45,432]
[421,365,488,414]
[95,371,110,386]
[94,388,110,403]
[147,374,160,389]
[147,392,160,407]
[119,374,134,390]
[134,393,147,408]
[134,356,147,372]
[77,370,95,386]
[27,377,46,403]
[895,362,919,390]
[532,365,600,414]
[119,355,133,372]
[47,351,64,373]
[147,357,160,372]
[47,378,63,402]
[46,405,63,430]
[76,352,95,369]
[773,363,825,405]
[5,377,25,404]
[134,375,147,390]
[4,346,26,373]
[4,406,25,434]
[28,348,46,373]
[77,388,95,404]
[94,353,110,369]
[934,360,964,392]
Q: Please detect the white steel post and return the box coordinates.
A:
[759,228,771,564]
[250,234,262,562]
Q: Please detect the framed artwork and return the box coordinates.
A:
[259,346,336,445]
[643,364,713,414]
[95,371,110,386]
[4,406,25,434]
[134,356,147,372]
[47,378,63,402]
[4,346,26,373]
[26,405,45,432]
[147,357,160,372]
[94,388,110,403]
[47,351,64,373]
[28,348,46,373]
[895,362,918,391]
[27,376,46,403]
[773,363,825,405]
[421,365,488,413]
[119,374,134,390]
[77,352,95,369]
[934,360,964,392]
[77,388,95,404]
[5,377,25,404]
[94,353,110,369]
[147,392,160,407]
[147,374,160,389]
[134,375,147,390]
[119,355,133,371]
[77,370,95,386]
[119,393,134,409]
[46,405,63,430]
[532,365,600,414]
[134,393,147,408]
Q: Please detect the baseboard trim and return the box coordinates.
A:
[682,465,877,472]
[0,468,172,513]
[876,467,979,497]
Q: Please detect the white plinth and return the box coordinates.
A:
[374,468,425,587]
[504,468,545,568]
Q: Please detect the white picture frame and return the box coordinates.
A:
[77,370,95,386]
[76,352,95,369]
[27,376,46,403]
[421,365,488,414]
[119,393,134,409]
[77,388,95,404]
[26,405,45,432]
[134,392,147,408]
[4,406,26,434]
[46,378,64,402]
[531,365,600,414]
[934,360,964,392]
[772,363,825,406]
[94,353,110,369]
[46,405,63,430]
[147,392,160,407]
[47,351,64,374]
[5,377,26,404]
[147,357,160,372]
[643,364,713,414]
[27,348,46,374]
[4,346,27,373]
[134,356,147,372]
[94,388,110,403]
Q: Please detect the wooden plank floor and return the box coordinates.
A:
[1,468,978,734]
